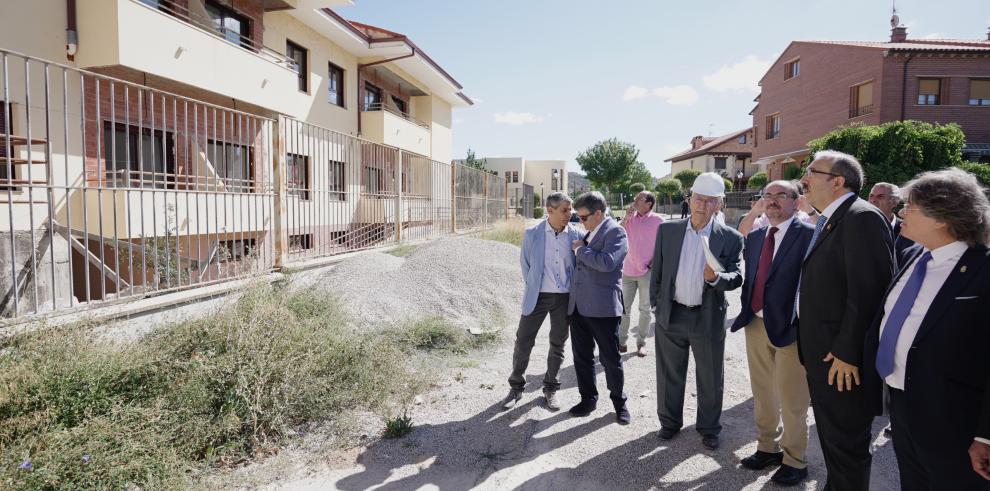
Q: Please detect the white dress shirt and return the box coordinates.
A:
[879,241,967,391]
[586,218,605,244]
[673,217,714,306]
[754,216,794,318]
[540,221,573,293]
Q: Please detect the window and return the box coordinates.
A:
[103,122,176,188]
[918,79,941,105]
[328,63,344,107]
[364,166,383,194]
[849,81,874,118]
[765,114,781,139]
[363,82,382,111]
[219,238,257,263]
[512,171,519,183]
[289,234,313,252]
[714,157,727,170]
[207,140,253,192]
[205,2,250,48]
[504,170,511,180]
[970,79,990,106]
[784,59,800,80]
[738,133,747,144]
[286,40,308,93]
[391,96,407,115]
[328,160,345,201]
[286,153,309,200]
[0,101,12,189]
[551,169,559,191]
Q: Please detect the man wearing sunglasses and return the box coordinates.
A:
[567,191,630,424]
[796,150,895,490]
[649,172,744,451]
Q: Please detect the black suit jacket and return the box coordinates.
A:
[797,196,895,379]
[864,245,990,449]
[731,219,814,347]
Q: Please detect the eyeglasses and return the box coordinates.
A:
[805,167,841,178]
[762,192,795,201]
[898,203,922,216]
[577,213,592,222]
[690,194,720,206]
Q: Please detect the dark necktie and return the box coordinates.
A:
[583,231,591,242]
[750,226,778,313]
[876,251,933,379]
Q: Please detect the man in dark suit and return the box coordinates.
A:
[650,172,743,450]
[796,150,895,490]
[568,191,630,424]
[869,182,916,268]
[730,180,814,485]
[863,168,990,490]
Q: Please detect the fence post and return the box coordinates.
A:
[451,163,457,233]
[395,149,403,244]
[505,180,509,220]
[483,171,488,228]
[272,116,289,270]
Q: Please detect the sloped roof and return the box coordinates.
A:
[665,128,752,162]
[802,39,990,52]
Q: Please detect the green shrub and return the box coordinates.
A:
[957,162,990,188]
[533,207,544,219]
[673,169,702,190]
[474,218,526,247]
[747,171,769,190]
[383,411,414,439]
[783,165,805,181]
[722,177,733,192]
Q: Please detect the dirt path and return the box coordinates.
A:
[268,285,901,490]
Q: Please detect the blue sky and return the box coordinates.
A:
[342,0,990,177]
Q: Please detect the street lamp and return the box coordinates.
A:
[540,182,544,208]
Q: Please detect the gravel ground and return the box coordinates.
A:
[292,237,523,332]
[262,235,902,491]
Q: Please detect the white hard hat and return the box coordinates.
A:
[691,172,726,198]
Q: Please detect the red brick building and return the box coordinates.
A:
[751,27,990,179]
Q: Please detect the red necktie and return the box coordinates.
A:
[750,226,778,314]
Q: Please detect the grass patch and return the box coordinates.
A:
[386,244,419,258]
[390,316,500,355]
[0,283,435,489]
[473,218,527,247]
[382,411,414,439]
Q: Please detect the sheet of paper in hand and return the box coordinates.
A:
[700,236,725,273]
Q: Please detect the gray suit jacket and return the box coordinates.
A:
[568,217,628,317]
[649,218,744,337]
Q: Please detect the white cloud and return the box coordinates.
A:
[623,85,649,101]
[652,85,700,106]
[702,55,773,93]
[493,111,544,125]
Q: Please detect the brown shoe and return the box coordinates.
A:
[618,344,628,353]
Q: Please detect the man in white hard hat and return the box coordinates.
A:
[649,172,744,450]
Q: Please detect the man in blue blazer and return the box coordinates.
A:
[567,191,630,423]
[730,180,814,486]
[503,192,586,411]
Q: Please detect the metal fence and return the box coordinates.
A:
[0,49,507,321]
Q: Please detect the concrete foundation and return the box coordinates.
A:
[0,228,76,317]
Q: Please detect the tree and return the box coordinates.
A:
[463,148,491,173]
[628,183,647,195]
[807,120,966,194]
[673,169,701,191]
[575,138,641,194]
[655,178,682,206]
[722,177,733,192]
[621,162,655,195]
[957,162,990,187]
[747,171,768,190]
[783,164,804,181]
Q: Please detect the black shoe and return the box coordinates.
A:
[614,403,630,425]
[568,399,597,417]
[770,464,808,486]
[658,427,679,440]
[883,424,893,437]
[740,450,784,470]
[701,434,720,450]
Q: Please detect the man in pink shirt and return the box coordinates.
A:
[619,191,665,356]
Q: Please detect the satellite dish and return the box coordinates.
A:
[890,14,900,28]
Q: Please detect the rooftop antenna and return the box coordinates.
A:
[890,0,900,28]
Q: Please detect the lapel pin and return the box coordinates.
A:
[961,265,968,273]
[826,223,832,231]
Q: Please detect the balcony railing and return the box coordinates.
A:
[133,0,296,69]
[849,104,874,118]
[362,102,431,130]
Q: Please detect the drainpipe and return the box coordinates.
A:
[356,48,416,135]
[66,0,78,61]
[899,53,915,121]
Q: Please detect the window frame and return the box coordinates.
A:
[848,80,875,118]
[328,62,345,107]
[917,78,941,105]
[206,139,255,193]
[205,1,250,49]
[784,59,800,81]
[328,159,346,201]
[765,113,781,140]
[363,82,382,111]
[969,79,990,106]
[286,153,310,200]
[286,40,308,93]
[102,121,177,188]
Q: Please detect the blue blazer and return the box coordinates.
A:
[568,217,629,317]
[731,219,814,346]
[519,220,585,316]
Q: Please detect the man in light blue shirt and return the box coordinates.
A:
[503,192,585,410]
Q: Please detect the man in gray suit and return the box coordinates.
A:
[568,191,631,424]
[650,172,744,450]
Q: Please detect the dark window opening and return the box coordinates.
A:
[102,121,176,188]
[328,160,345,201]
[328,63,344,107]
[286,40,308,93]
[289,234,313,252]
[207,140,254,192]
[714,157,727,170]
[784,60,800,80]
[391,95,407,114]
[219,238,257,263]
[364,82,382,111]
[287,153,310,200]
[364,166,383,195]
[205,1,250,48]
